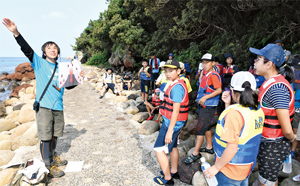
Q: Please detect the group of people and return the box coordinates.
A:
[3,17,300,186]
[150,43,299,186]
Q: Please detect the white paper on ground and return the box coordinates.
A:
[64,161,84,172]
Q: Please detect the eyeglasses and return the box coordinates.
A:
[254,57,269,62]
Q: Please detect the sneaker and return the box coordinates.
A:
[293,174,300,181]
[52,152,68,167]
[99,96,103,99]
[49,165,65,178]
[154,176,174,185]
[291,151,296,159]
[147,116,154,120]
[159,171,180,179]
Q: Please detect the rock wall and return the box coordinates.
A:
[0,62,35,81]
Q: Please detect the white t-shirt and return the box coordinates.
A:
[103,72,115,83]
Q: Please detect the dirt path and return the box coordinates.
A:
[48,66,189,186]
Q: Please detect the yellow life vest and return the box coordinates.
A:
[180,75,192,93]
[159,73,171,92]
[213,104,264,168]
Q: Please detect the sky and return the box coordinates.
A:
[0,0,108,57]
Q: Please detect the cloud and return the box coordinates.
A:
[43,12,65,19]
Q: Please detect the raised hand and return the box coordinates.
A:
[2,18,19,36]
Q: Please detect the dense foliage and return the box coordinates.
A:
[74,0,300,74]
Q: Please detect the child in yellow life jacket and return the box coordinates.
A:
[185,53,222,164]
[153,59,189,185]
[144,88,162,122]
[179,62,192,93]
[203,72,264,185]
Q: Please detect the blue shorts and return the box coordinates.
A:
[153,122,180,154]
[141,80,150,93]
[216,171,248,186]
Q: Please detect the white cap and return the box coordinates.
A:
[201,53,213,61]
[159,61,166,68]
[198,63,203,70]
[200,157,206,163]
[179,62,185,70]
[230,71,256,91]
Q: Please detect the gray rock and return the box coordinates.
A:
[131,112,149,123]
[138,121,160,135]
[0,72,8,77]
[179,135,196,153]
[248,171,259,186]
[117,102,130,110]
[12,103,26,111]
[128,94,138,100]
[280,177,300,186]
[136,96,143,103]
[125,105,139,115]
[0,81,9,87]
[128,101,136,107]
[192,171,208,186]
[0,87,4,92]
[7,82,19,91]
[187,147,215,165]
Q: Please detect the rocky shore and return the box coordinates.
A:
[0,65,299,185]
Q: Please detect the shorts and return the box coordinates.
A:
[216,171,248,186]
[103,83,115,91]
[196,106,216,135]
[257,138,290,185]
[36,107,65,141]
[292,112,300,129]
[151,72,159,82]
[141,79,150,93]
[154,122,181,154]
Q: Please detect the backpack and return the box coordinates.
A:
[10,159,48,186]
[105,73,114,81]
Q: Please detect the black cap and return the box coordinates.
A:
[106,67,113,72]
[163,59,180,69]
[274,39,284,44]
[150,52,155,56]
[292,55,300,69]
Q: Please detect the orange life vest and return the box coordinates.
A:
[223,65,235,75]
[152,94,161,107]
[160,79,189,121]
[258,75,295,139]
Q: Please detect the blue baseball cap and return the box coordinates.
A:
[169,53,174,57]
[249,44,286,67]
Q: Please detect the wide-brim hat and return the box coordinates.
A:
[249,43,286,67]
[163,59,180,69]
[106,67,113,72]
[230,71,256,91]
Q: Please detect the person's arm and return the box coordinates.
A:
[277,109,297,141]
[145,67,151,77]
[2,18,34,62]
[113,74,117,84]
[103,74,107,85]
[195,70,201,80]
[204,143,238,178]
[165,102,180,144]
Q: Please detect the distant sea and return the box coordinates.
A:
[0,57,72,101]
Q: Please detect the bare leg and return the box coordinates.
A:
[193,135,204,156]
[100,85,108,96]
[292,128,298,152]
[155,151,172,180]
[145,93,149,102]
[146,105,151,116]
[128,83,131,91]
[142,92,145,102]
[170,147,179,174]
[205,130,213,149]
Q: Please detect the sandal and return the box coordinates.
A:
[199,147,214,154]
[184,153,202,164]
[154,176,174,185]
[159,171,179,179]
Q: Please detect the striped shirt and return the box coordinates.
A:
[261,83,290,110]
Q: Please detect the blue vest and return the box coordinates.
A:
[140,67,150,80]
[213,104,264,175]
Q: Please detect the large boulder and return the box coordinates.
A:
[187,147,215,165]
[180,119,197,140]
[114,96,128,102]
[178,157,201,184]
[137,103,147,112]
[0,133,11,142]
[131,112,149,123]
[123,54,135,70]
[0,140,12,150]
[0,150,15,166]
[5,106,13,115]
[12,135,38,150]
[104,92,116,100]
[23,122,38,138]
[280,177,300,186]
[192,171,208,186]
[12,103,26,111]
[17,107,35,124]
[138,120,160,135]
[128,94,138,100]
[279,159,300,179]
[8,122,34,139]
[0,62,35,81]
[5,110,20,123]
[0,167,19,186]
[25,86,35,95]
[3,98,20,106]
[7,81,19,91]
[0,119,16,133]
[125,105,139,115]
[117,102,130,110]
[19,93,35,103]
[10,84,33,98]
